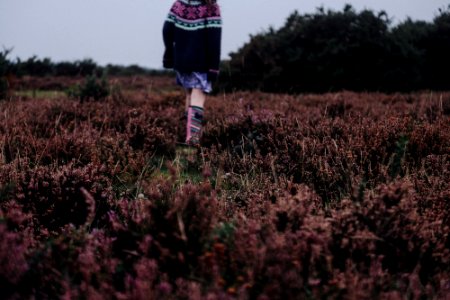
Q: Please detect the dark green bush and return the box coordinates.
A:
[0,49,12,100]
[0,79,7,100]
[218,4,450,93]
[66,74,110,102]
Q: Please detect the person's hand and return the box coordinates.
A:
[163,59,173,69]
[208,69,220,82]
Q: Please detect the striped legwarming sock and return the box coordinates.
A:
[186,105,204,146]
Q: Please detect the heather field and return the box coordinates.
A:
[1,76,449,299]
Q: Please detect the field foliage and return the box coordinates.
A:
[0,76,449,299]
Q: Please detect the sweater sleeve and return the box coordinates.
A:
[162,18,175,69]
[206,5,222,75]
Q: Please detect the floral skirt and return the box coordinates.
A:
[176,72,212,93]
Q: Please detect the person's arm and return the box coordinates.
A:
[162,13,175,69]
[206,4,222,81]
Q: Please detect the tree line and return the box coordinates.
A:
[218,4,450,93]
[0,51,175,99]
[2,4,450,94]
[0,52,170,78]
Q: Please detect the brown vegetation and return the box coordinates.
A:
[0,76,449,299]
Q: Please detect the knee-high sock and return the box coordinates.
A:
[186,105,204,145]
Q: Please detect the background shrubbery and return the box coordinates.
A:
[0,49,12,100]
[0,54,172,79]
[2,4,450,94]
[219,4,450,93]
[66,74,110,102]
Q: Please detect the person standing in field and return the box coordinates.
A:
[162,0,222,147]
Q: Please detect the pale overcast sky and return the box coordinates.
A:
[0,0,448,69]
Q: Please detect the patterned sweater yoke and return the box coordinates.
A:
[162,0,222,74]
[166,0,222,31]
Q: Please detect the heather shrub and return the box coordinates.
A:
[226,185,330,299]
[330,180,450,298]
[12,162,114,233]
[0,222,30,298]
[0,79,449,299]
[0,200,33,299]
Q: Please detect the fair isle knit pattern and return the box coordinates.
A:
[167,0,222,30]
[163,0,222,75]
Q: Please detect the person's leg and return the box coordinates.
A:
[186,88,206,145]
[190,88,206,108]
[185,88,192,112]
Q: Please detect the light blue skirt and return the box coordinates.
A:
[176,72,212,93]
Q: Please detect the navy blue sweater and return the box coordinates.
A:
[163,0,222,78]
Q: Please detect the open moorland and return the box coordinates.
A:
[1,75,449,299]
